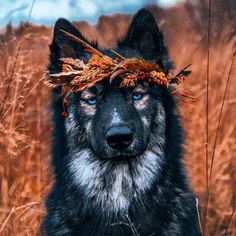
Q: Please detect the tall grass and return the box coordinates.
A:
[0,23,52,235]
[0,0,235,235]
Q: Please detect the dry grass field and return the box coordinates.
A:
[0,0,235,235]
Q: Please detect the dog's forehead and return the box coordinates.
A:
[89,80,149,94]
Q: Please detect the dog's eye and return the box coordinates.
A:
[132,92,143,101]
[85,97,97,105]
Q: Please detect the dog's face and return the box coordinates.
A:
[49,9,173,213]
[66,81,163,160]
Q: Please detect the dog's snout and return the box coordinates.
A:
[105,126,133,150]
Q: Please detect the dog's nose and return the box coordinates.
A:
[105,126,133,150]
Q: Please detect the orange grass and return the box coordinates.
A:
[0,1,235,235]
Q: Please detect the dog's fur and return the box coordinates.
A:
[44,9,201,236]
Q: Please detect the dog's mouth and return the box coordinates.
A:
[98,153,138,162]
[110,154,136,162]
[92,143,148,162]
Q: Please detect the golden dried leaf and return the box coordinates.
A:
[60,58,85,70]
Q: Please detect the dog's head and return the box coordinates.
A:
[49,9,172,163]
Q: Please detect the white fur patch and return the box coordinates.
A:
[133,150,163,191]
[111,108,122,125]
[69,150,130,213]
[141,116,149,127]
[69,148,165,214]
[85,120,92,133]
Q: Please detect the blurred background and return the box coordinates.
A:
[0,0,235,235]
[0,0,184,25]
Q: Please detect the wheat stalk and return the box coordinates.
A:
[203,0,212,234]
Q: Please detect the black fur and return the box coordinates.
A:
[44,9,201,236]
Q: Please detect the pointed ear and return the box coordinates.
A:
[118,9,169,63]
[49,18,96,73]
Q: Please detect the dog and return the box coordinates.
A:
[44,8,201,236]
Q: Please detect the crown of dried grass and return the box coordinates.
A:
[45,30,193,101]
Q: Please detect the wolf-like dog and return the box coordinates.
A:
[44,8,201,236]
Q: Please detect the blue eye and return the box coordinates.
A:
[132,92,143,101]
[86,97,97,105]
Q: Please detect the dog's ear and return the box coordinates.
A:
[118,9,169,62]
[49,18,96,73]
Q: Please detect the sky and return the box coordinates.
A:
[0,0,181,26]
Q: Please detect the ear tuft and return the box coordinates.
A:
[118,8,169,64]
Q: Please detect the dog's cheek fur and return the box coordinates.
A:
[80,101,96,116]
[133,94,149,110]
[136,95,164,144]
[134,95,152,129]
[64,102,93,153]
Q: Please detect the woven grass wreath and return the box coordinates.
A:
[46,30,194,102]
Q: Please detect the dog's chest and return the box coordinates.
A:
[69,150,160,213]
